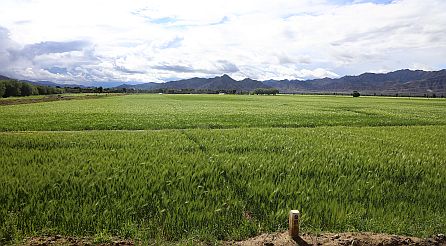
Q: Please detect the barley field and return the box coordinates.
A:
[0,94,445,244]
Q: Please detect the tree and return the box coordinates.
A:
[20,82,34,96]
[254,88,279,95]
[4,80,21,97]
[0,81,5,97]
[47,86,58,95]
[352,91,360,97]
[94,86,103,93]
[0,80,64,97]
[37,86,48,95]
[32,86,39,95]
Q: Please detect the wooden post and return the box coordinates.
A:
[289,210,300,239]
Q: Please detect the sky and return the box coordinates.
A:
[0,0,445,85]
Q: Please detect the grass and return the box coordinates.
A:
[0,94,445,244]
[0,94,445,131]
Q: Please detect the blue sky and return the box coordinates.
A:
[0,0,445,84]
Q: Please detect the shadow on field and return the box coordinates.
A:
[292,235,310,246]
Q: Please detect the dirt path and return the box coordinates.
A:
[20,232,445,246]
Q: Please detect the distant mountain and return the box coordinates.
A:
[163,74,267,91]
[0,74,120,88]
[262,69,446,96]
[3,69,446,96]
[21,80,122,88]
[115,82,160,90]
[29,81,86,88]
[119,74,268,92]
[89,81,134,88]
[117,70,446,96]
[0,74,11,80]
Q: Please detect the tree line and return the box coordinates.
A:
[0,80,127,98]
[253,88,279,95]
[0,80,284,97]
[0,80,64,98]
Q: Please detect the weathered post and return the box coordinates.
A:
[289,210,300,239]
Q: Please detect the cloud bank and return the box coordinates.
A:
[0,0,445,84]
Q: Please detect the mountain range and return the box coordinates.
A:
[118,69,446,96]
[29,80,87,88]
[0,75,11,80]
[1,69,445,96]
[263,69,446,95]
[116,74,267,92]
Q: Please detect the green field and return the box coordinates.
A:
[1,94,445,131]
[1,94,445,244]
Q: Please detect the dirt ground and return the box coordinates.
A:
[22,236,132,246]
[226,232,446,246]
[20,232,446,246]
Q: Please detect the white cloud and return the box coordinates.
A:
[0,0,445,84]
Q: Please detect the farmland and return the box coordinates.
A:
[1,94,446,131]
[1,94,445,244]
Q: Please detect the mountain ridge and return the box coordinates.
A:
[1,69,445,96]
[263,69,446,95]
[118,69,446,96]
[119,74,268,92]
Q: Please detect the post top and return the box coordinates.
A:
[290,210,300,214]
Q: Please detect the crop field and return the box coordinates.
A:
[1,94,446,131]
[1,94,445,244]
